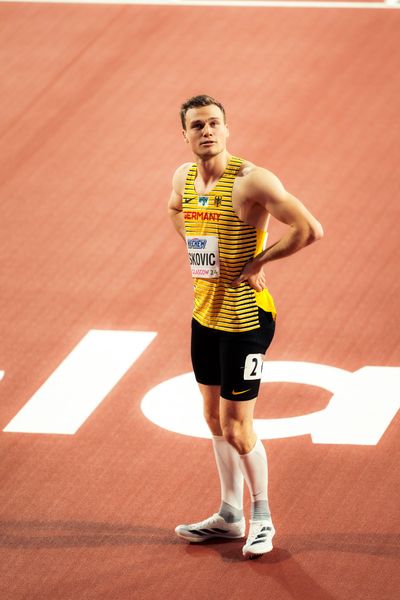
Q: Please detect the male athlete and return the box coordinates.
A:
[168,95,323,558]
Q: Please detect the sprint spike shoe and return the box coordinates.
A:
[175,513,245,543]
[242,520,275,559]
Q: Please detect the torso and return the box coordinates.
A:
[181,155,276,332]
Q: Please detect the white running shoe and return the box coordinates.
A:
[242,520,275,558]
[175,513,246,543]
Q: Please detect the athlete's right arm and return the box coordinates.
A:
[168,163,191,241]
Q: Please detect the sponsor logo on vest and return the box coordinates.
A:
[198,196,209,207]
[187,238,207,250]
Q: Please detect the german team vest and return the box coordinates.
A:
[183,155,276,333]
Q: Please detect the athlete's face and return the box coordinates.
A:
[183,105,229,159]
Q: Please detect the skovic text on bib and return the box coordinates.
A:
[186,235,220,279]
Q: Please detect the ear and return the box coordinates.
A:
[182,130,189,144]
[225,123,230,139]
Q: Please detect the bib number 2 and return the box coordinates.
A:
[244,354,263,380]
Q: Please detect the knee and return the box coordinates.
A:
[222,423,254,455]
[203,408,222,435]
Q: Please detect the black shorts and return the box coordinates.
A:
[191,309,276,401]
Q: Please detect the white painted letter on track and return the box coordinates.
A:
[3,330,156,435]
[141,362,400,446]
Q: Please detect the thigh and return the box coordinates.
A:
[220,310,275,402]
[198,383,222,433]
[220,396,257,427]
[191,318,221,385]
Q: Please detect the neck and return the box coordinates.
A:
[196,150,231,184]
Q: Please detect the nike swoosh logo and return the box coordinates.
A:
[232,389,251,396]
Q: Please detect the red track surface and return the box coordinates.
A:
[0,3,399,599]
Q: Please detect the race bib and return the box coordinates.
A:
[186,236,220,279]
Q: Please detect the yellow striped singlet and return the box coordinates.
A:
[183,155,276,332]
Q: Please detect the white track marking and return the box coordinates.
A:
[2,0,400,10]
[141,362,400,445]
[3,330,156,435]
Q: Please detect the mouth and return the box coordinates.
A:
[200,141,215,146]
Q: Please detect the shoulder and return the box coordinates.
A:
[236,162,285,199]
[172,162,193,194]
[169,162,193,209]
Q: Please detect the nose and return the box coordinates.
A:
[202,123,212,137]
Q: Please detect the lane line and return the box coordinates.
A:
[2,0,400,10]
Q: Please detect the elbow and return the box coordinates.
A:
[308,221,324,243]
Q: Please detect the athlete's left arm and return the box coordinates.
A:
[231,168,323,290]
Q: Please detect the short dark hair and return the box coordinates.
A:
[180,95,226,130]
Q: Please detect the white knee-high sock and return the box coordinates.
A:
[239,437,271,522]
[212,435,244,521]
